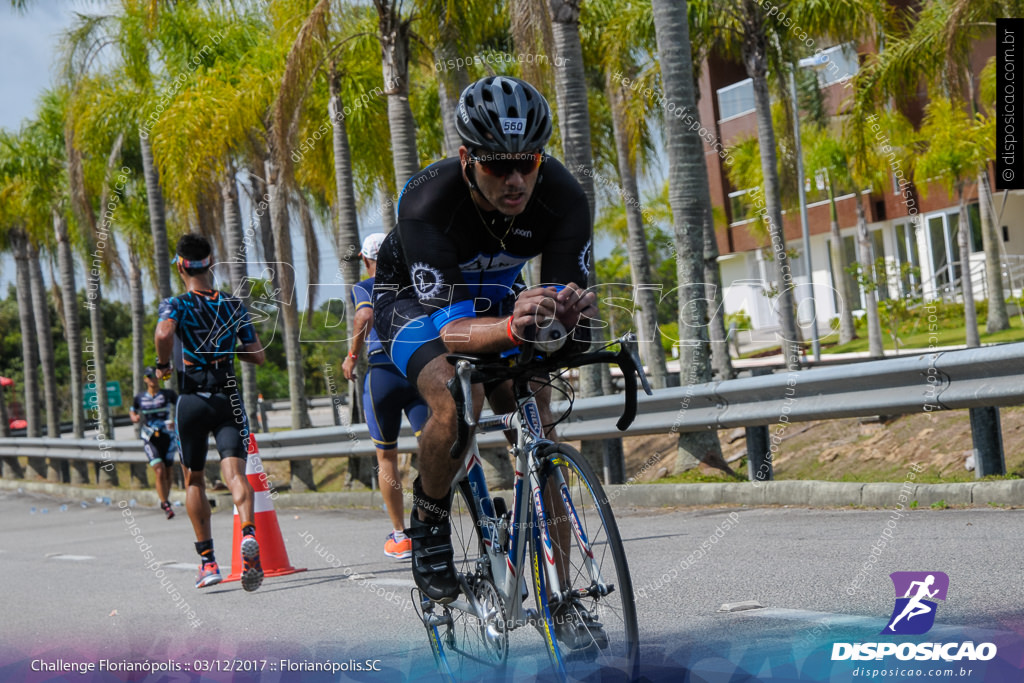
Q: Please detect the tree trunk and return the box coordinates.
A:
[222,170,261,434]
[743,30,801,370]
[54,212,88,482]
[435,40,470,158]
[698,137,735,381]
[127,248,149,489]
[828,186,857,344]
[86,272,117,486]
[979,171,1009,333]
[548,0,603,401]
[28,244,59,440]
[379,5,420,194]
[652,0,731,476]
[264,157,314,490]
[855,195,884,357]
[140,131,172,301]
[330,65,364,432]
[13,230,46,480]
[607,74,668,389]
[957,188,980,347]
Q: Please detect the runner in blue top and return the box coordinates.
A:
[154,233,266,592]
[372,76,598,625]
[129,366,178,519]
[343,233,428,560]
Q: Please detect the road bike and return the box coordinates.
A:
[414,331,651,682]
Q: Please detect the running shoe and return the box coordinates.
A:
[384,532,412,560]
[240,535,264,592]
[161,501,175,520]
[195,561,222,589]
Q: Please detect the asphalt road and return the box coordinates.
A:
[1,488,1022,682]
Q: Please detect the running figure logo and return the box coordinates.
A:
[882,571,949,635]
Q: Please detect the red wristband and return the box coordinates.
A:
[347,351,357,360]
[506,316,521,346]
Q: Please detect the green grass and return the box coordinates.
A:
[825,315,1024,355]
[739,315,1024,358]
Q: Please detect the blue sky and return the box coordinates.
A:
[0,3,624,306]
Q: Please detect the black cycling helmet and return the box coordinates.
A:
[455,76,553,154]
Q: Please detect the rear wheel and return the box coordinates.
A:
[530,443,639,681]
[420,477,508,681]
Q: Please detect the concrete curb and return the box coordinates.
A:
[2,478,1021,510]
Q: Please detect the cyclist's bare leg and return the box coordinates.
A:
[414,354,485,516]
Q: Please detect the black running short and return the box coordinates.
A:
[174,391,250,472]
[144,432,174,467]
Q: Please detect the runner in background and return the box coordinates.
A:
[343,233,428,560]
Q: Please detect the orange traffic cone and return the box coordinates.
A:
[224,434,306,582]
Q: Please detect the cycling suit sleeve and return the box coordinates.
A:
[395,218,468,327]
[538,194,592,288]
[157,296,181,324]
[131,394,140,414]
[353,282,372,311]
[234,300,257,346]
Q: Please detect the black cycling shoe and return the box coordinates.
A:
[552,598,609,651]
[406,508,460,605]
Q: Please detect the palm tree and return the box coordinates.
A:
[581,0,669,389]
[373,0,420,201]
[652,0,734,476]
[9,229,42,441]
[913,97,993,347]
[854,0,1012,332]
[801,123,858,345]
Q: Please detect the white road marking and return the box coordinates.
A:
[46,553,96,561]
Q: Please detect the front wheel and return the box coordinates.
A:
[420,477,507,682]
[530,443,639,681]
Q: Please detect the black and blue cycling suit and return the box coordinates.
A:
[372,156,593,384]
[353,277,428,449]
[158,289,256,471]
[131,389,178,466]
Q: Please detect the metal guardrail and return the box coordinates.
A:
[1,344,1022,465]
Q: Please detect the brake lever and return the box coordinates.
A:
[456,360,476,428]
[621,333,653,395]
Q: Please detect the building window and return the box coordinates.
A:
[728,188,754,224]
[815,43,859,87]
[717,78,755,121]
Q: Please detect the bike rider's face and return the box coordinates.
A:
[460,145,542,216]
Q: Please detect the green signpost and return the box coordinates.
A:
[83,381,122,411]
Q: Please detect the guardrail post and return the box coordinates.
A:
[746,425,771,482]
[603,439,625,485]
[747,367,773,482]
[258,396,269,433]
[970,407,1005,478]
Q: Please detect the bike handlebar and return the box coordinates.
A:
[445,333,653,459]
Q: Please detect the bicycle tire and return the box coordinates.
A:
[530,443,639,681]
[423,478,508,681]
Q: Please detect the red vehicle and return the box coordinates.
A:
[0,376,27,431]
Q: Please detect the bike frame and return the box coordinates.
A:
[441,373,607,632]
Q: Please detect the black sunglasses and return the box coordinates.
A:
[469,150,545,177]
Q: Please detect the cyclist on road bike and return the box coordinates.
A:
[129,366,178,519]
[372,76,598,641]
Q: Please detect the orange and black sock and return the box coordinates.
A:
[241,524,255,538]
[195,539,215,566]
